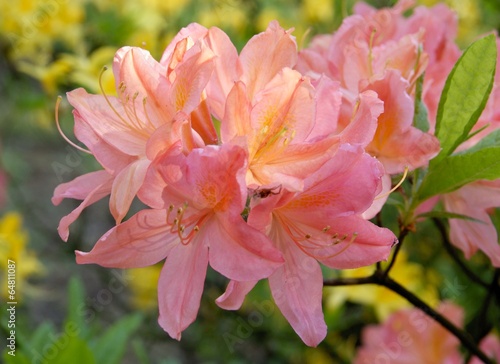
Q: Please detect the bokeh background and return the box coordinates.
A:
[1,0,500,363]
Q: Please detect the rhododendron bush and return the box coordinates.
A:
[52,0,500,362]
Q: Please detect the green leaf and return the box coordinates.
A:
[413,73,430,132]
[49,336,96,364]
[432,34,497,165]
[91,313,142,364]
[416,211,485,223]
[64,276,89,339]
[132,339,151,364]
[461,128,500,153]
[30,321,57,354]
[3,350,30,364]
[417,146,500,201]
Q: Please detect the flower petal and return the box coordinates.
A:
[205,26,242,120]
[208,215,283,281]
[157,240,209,340]
[269,227,327,347]
[53,170,114,241]
[110,159,150,223]
[216,280,258,310]
[317,215,396,269]
[76,209,176,267]
[67,88,149,156]
[240,20,297,100]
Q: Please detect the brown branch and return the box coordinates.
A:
[432,218,489,289]
[323,271,494,364]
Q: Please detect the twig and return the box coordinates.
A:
[324,271,494,364]
[432,218,489,289]
[381,226,409,277]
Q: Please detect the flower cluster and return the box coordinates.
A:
[53,0,500,347]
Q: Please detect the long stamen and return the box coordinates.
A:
[55,96,92,154]
[142,97,156,130]
[375,166,409,201]
[368,28,377,76]
[99,67,131,127]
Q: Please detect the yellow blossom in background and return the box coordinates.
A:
[0,212,44,303]
[198,0,248,35]
[17,57,73,95]
[325,250,440,320]
[302,0,334,24]
[126,264,162,311]
[0,0,85,65]
[61,47,117,95]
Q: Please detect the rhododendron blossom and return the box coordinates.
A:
[296,0,440,175]
[354,302,464,364]
[440,180,500,267]
[76,144,283,339]
[52,39,216,241]
[217,144,397,346]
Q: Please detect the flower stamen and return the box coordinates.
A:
[55,96,92,155]
[375,166,409,200]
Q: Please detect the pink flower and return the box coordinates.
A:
[159,21,298,123]
[76,143,283,340]
[221,68,342,191]
[167,22,345,192]
[354,302,463,364]
[52,38,215,241]
[217,144,397,346]
[296,0,440,174]
[405,3,461,130]
[471,334,500,364]
[441,180,500,267]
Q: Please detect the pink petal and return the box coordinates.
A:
[307,75,342,141]
[366,70,440,173]
[204,26,242,120]
[76,209,176,267]
[207,214,283,281]
[169,43,215,115]
[250,136,338,191]
[73,111,135,174]
[317,215,396,269]
[240,20,297,100]
[269,230,327,347]
[157,240,209,340]
[67,89,149,156]
[296,34,332,78]
[339,90,383,147]
[110,159,150,223]
[160,23,209,65]
[113,47,172,128]
[52,170,112,205]
[282,143,384,219]
[362,173,392,219]
[448,211,500,267]
[216,280,258,310]
[221,81,252,143]
[250,68,315,143]
[54,171,114,241]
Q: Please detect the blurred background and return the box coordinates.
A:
[1,0,500,363]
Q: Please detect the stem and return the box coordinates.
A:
[432,218,489,289]
[382,226,409,277]
[465,269,500,364]
[323,272,494,364]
